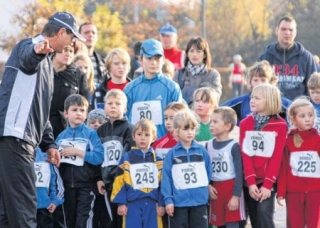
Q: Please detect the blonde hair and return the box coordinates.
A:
[73,54,95,93]
[307,72,320,90]
[105,48,131,75]
[164,102,188,112]
[287,96,316,147]
[173,110,198,131]
[251,84,282,115]
[105,89,128,107]
[212,107,237,132]
[193,87,220,109]
[248,61,278,86]
[133,119,157,142]
[162,59,175,79]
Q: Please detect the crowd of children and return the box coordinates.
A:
[33,37,320,228]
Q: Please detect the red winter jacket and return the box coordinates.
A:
[240,114,287,189]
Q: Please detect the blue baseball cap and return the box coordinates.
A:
[140,39,164,58]
[160,24,177,35]
[48,12,86,42]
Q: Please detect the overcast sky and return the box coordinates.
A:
[0,0,33,61]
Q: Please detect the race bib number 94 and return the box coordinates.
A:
[290,151,320,178]
[243,131,276,157]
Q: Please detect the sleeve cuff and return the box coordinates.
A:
[262,179,274,190]
[245,176,256,186]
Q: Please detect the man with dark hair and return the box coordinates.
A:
[0,11,85,227]
[259,15,316,100]
[79,22,107,85]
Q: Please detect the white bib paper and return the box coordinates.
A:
[172,162,208,190]
[314,117,320,134]
[290,151,320,178]
[243,131,276,157]
[59,139,86,166]
[102,140,124,167]
[131,100,162,125]
[130,163,159,189]
[34,162,50,188]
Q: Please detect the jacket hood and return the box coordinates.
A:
[265,42,305,60]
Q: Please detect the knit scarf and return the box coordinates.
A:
[253,113,271,130]
[186,62,206,76]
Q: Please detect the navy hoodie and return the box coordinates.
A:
[259,42,317,100]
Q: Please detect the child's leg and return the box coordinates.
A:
[286,192,305,228]
[75,187,95,228]
[37,208,53,228]
[64,187,77,228]
[243,186,258,228]
[189,204,208,228]
[51,204,67,228]
[305,191,320,228]
[256,190,275,228]
[169,207,189,228]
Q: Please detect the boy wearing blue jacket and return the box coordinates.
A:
[124,39,183,139]
[35,148,64,228]
[161,111,212,228]
[111,119,165,228]
[56,94,104,228]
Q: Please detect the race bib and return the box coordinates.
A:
[131,100,163,125]
[59,139,86,166]
[232,74,242,83]
[155,148,169,160]
[243,131,276,157]
[102,140,124,167]
[211,154,235,181]
[34,162,50,188]
[290,151,320,178]
[172,162,208,190]
[130,163,159,189]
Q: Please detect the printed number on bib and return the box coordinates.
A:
[59,139,86,166]
[102,140,124,167]
[130,163,159,189]
[172,162,208,190]
[243,131,276,157]
[131,100,163,125]
[290,151,320,178]
[34,162,50,188]
[212,161,228,173]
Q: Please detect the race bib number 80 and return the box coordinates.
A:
[131,100,162,125]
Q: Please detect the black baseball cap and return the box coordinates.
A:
[48,12,86,42]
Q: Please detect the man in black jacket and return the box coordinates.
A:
[0,12,85,227]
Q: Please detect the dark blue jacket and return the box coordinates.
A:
[0,35,56,151]
[258,42,317,100]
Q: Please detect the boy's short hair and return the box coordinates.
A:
[248,61,278,85]
[132,119,157,140]
[251,84,282,115]
[173,110,198,131]
[105,48,131,73]
[64,94,89,111]
[87,109,107,123]
[307,72,320,90]
[193,87,220,109]
[105,89,128,107]
[213,107,237,132]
